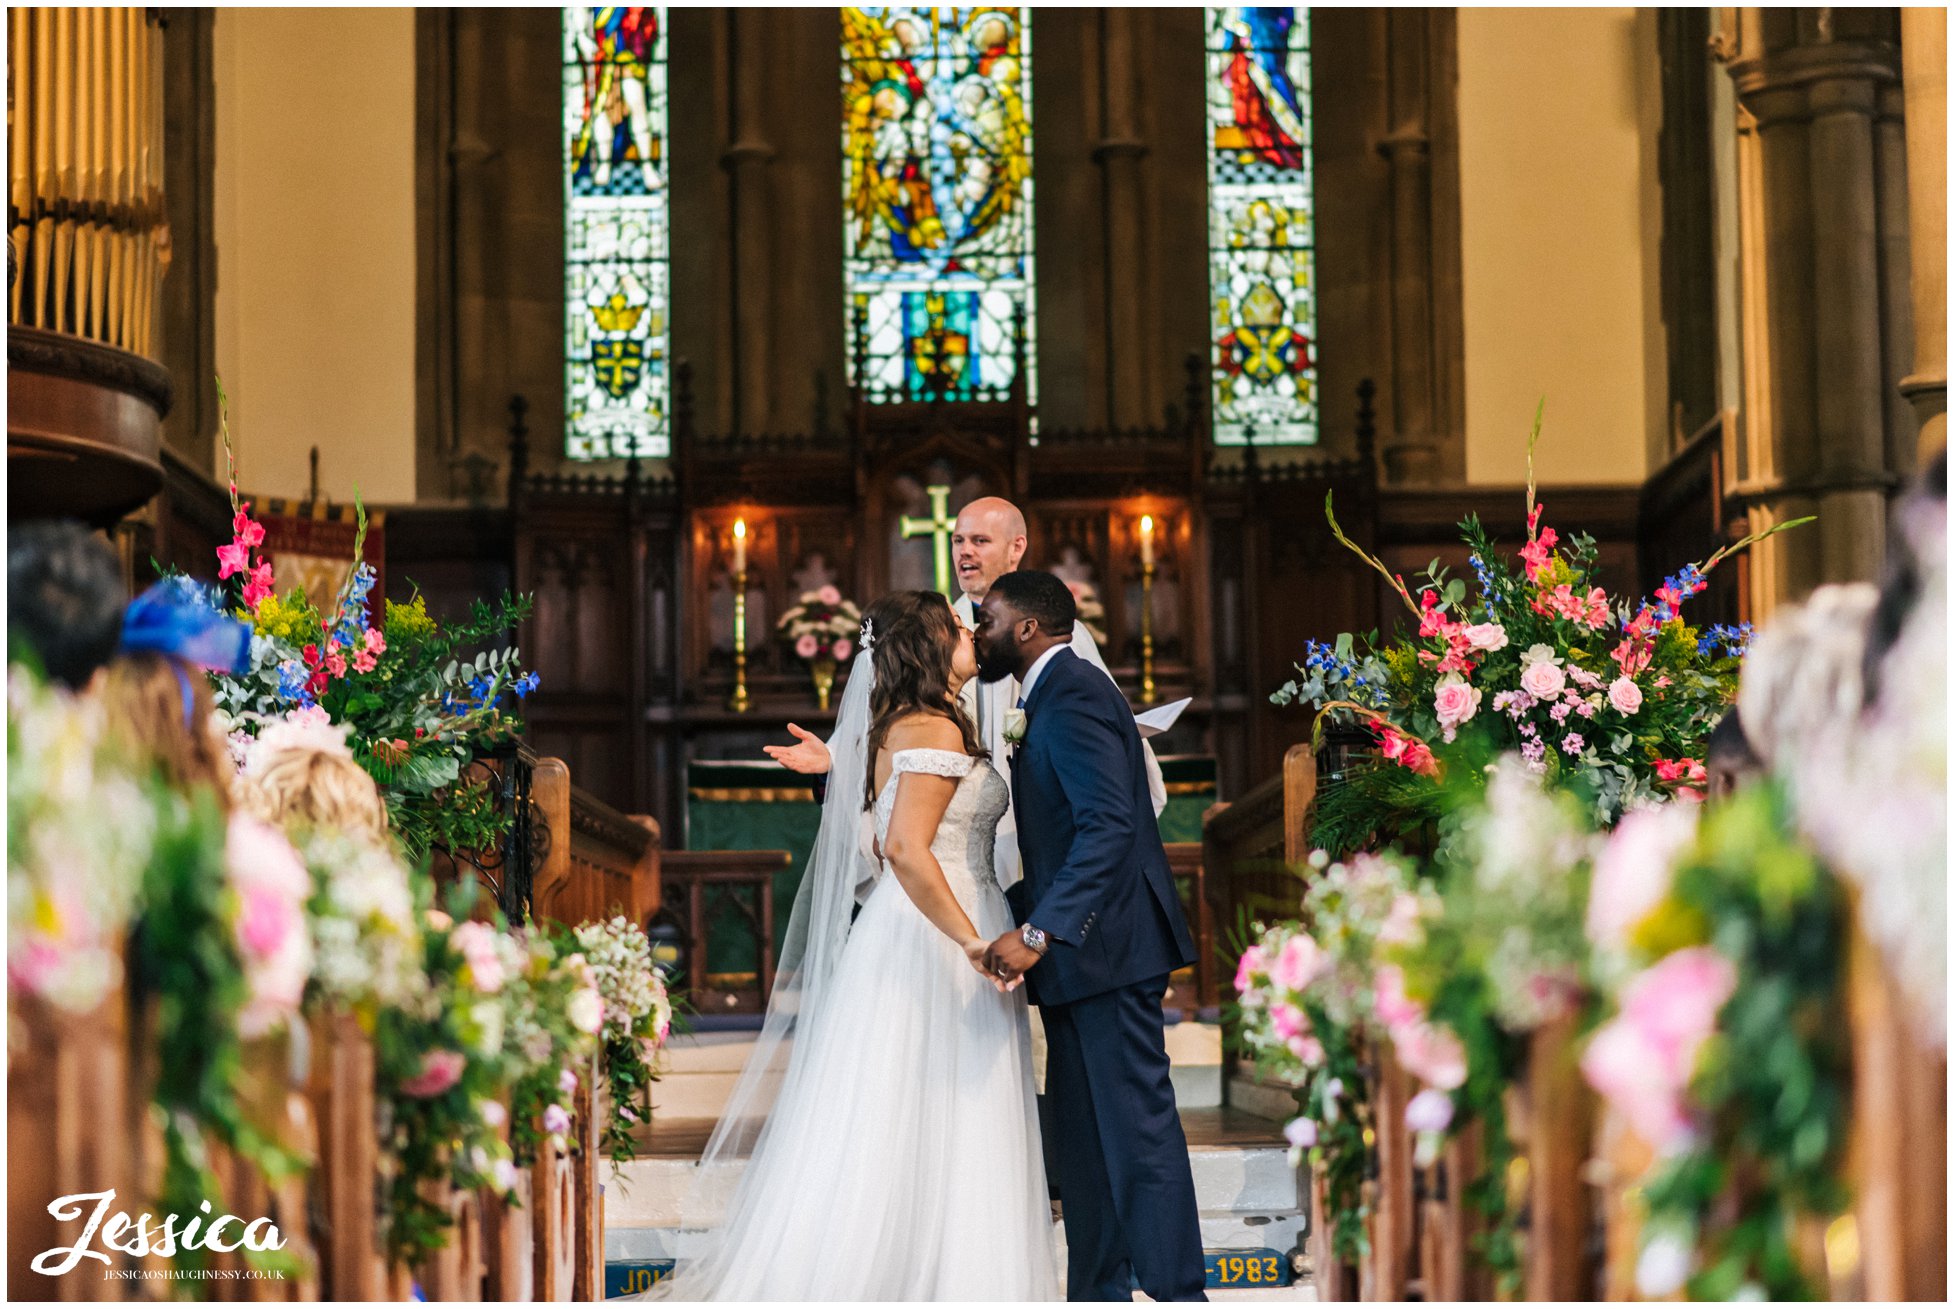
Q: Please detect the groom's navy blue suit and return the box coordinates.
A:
[1005,646,1207,1302]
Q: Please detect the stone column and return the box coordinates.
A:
[1719,8,1909,609]
[1901,8,1946,462]
[723,9,776,436]
[1378,9,1464,485]
[1095,8,1155,429]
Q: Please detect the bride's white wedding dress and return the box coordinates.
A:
[648,747,1059,1301]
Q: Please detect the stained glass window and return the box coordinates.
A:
[842,8,1037,405]
[1206,8,1317,445]
[563,7,670,459]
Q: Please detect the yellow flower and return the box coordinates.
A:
[1628,896,1712,957]
[385,596,437,643]
[249,593,312,640]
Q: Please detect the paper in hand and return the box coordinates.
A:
[1133,697,1192,740]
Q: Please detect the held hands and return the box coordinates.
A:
[963,937,1021,993]
[981,930,1045,985]
[763,723,832,775]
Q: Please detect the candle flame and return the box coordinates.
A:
[1140,515,1154,535]
[733,518,747,539]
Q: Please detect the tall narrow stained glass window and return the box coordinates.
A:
[1206,8,1317,445]
[842,8,1037,405]
[563,7,670,459]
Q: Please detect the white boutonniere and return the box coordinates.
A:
[1002,707,1028,745]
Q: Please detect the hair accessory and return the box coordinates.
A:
[121,577,253,675]
[859,617,876,651]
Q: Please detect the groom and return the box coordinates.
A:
[975,570,1206,1303]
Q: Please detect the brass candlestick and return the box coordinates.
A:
[1140,557,1158,705]
[729,568,752,713]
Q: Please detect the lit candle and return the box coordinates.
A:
[732,518,748,575]
[1139,514,1155,567]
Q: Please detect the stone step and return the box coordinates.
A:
[1227,1061,1305,1123]
[606,1142,1299,1231]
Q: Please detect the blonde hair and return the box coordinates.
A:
[101,651,233,807]
[1736,583,1879,771]
[239,744,390,842]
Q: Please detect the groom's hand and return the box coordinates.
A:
[983,929,1044,982]
[763,723,832,775]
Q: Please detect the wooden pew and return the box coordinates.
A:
[1360,1044,1417,1302]
[1201,743,1316,934]
[1163,841,1218,1015]
[530,754,662,931]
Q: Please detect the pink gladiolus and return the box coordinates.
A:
[352,649,378,674]
[362,628,387,656]
[217,540,252,580]
[241,561,276,609]
[324,652,348,678]
[1394,1020,1468,1091]
[401,1049,467,1098]
[231,506,266,549]
[795,633,820,659]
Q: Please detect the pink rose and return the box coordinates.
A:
[795,633,820,659]
[1393,1020,1468,1091]
[1588,804,1697,948]
[1519,658,1567,700]
[362,628,387,656]
[832,639,854,662]
[451,921,506,994]
[1391,1023,1469,1094]
[1372,964,1425,1031]
[401,1049,467,1098]
[1268,934,1325,993]
[1620,947,1736,1084]
[1463,622,1509,652]
[1269,1000,1310,1044]
[1287,1033,1326,1066]
[816,585,843,606]
[237,883,301,960]
[1234,944,1269,997]
[1432,674,1482,739]
[1608,676,1643,716]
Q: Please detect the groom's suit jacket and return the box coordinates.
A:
[1006,647,1197,1008]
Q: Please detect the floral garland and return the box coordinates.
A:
[574,916,675,1165]
[1235,849,1420,1263]
[1582,784,1849,1299]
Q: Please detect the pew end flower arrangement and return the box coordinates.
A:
[1273,405,1807,856]
[199,384,538,866]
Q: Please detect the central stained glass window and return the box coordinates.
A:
[1206,7,1317,445]
[842,7,1037,405]
[564,7,670,459]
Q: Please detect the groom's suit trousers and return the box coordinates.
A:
[1042,973,1206,1302]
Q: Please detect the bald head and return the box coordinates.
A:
[952,496,1029,601]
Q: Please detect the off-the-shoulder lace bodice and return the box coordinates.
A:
[872,748,1010,899]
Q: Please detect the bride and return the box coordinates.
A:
[643,590,1059,1301]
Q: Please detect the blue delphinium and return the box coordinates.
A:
[1467,553,1499,620]
[1696,622,1754,660]
[332,564,378,646]
[274,658,314,706]
[512,672,541,698]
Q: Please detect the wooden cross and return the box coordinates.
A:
[900,484,957,597]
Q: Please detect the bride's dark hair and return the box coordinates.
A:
[862,590,986,809]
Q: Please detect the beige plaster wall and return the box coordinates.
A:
[1456,7,1666,486]
[212,8,416,504]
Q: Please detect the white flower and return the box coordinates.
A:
[1002,707,1028,745]
[568,987,604,1035]
[1463,622,1509,652]
[1635,1228,1695,1298]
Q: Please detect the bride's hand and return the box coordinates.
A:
[964,937,1020,992]
[763,723,832,775]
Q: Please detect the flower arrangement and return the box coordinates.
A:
[7,672,154,1013]
[776,586,863,663]
[1273,410,1806,853]
[293,826,424,1023]
[776,586,863,711]
[200,386,537,864]
[574,915,675,1165]
[1581,784,1848,1300]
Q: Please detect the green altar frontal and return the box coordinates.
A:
[684,756,1217,978]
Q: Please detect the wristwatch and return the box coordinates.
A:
[1020,923,1049,955]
